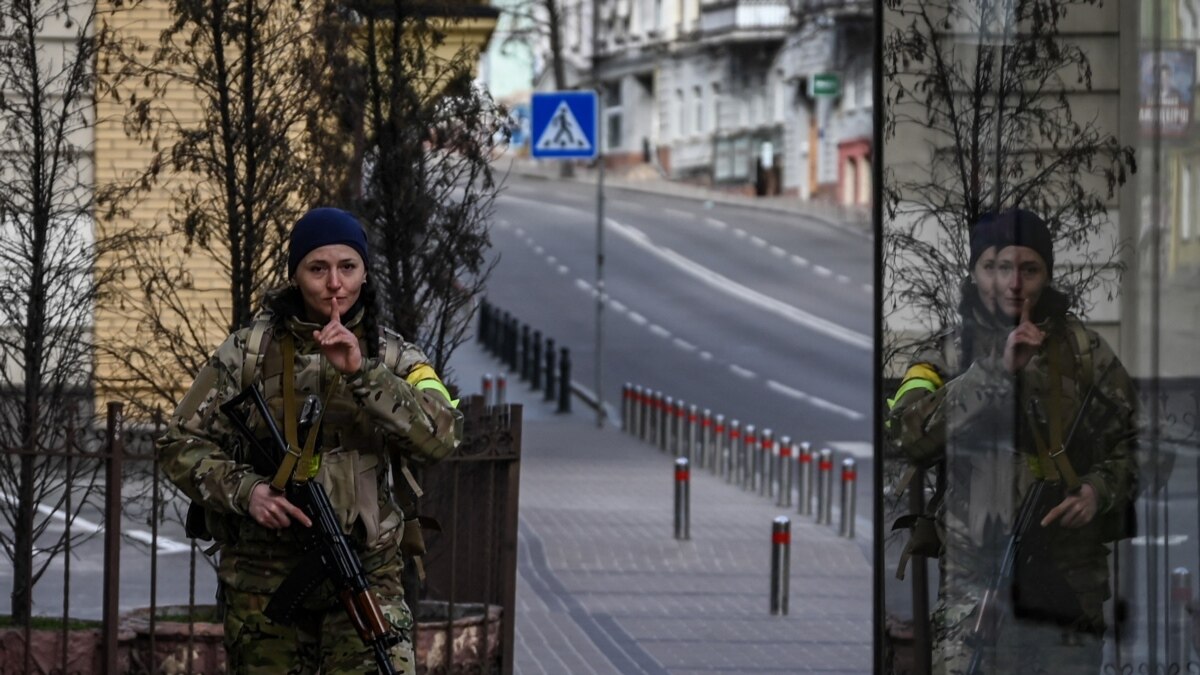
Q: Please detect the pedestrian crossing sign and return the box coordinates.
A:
[531,91,598,159]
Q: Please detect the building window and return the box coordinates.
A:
[676,88,685,138]
[1184,163,1194,241]
[694,86,704,133]
[711,83,721,132]
[604,83,623,151]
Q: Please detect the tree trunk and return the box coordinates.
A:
[546,0,574,179]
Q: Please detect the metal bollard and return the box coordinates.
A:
[818,448,834,525]
[770,516,790,616]
[685,404,698,462]
[672,398,685,456]
[661,396,673,452]
[638,387,650,442]
[632,386,643,438]
[1172,567,1193,667]
[840,458,857,537]
[557,348,571,413]
[701,409,713,471]
[728,420,742,485]
[482,374,494,406]
[713,413,726,476]
[544,339,557,402]
[742,424,757,491]
[674,457,691,541]
[520,325,531,380]
[622,383,633,433]
[777,436,794,507]
[495,374,507,406]
[652,391,665,447]
[761,429,774,498]
[478,300,490,347]
[797,442,813,516]
[531,331,543,391]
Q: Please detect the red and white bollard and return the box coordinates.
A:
[743,424,757,492]
[495,374,507,406]
[701,409,714,471]
[728,419,741,485]
[818,448,833,525]
[770,516,790,616]
[797,442,813,516]
[840,458,857,538]
[760,428,774,497]
[482,374,494,406]
[714,414,728,478]
[777,435,794,507]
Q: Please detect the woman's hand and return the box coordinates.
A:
[313,296,363,374]
[248,483,312,529]
[1003,298,1045,373]
[1040,483,1099,529]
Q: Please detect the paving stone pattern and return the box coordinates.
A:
[451,340,874,674]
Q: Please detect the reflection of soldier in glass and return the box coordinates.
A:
[889,209,1138,674]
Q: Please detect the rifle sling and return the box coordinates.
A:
[276,334,340,490]
[1044,339,1082,493]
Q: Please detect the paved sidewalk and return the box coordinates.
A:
[449,339,874,674]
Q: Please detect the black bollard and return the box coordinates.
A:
[557,347,572,413]
[531,331,543,390]
[478,300,490,347]
[507,317,519,371]
[544,339,557,402]
[520,325,531,381]
[500,312,511,362]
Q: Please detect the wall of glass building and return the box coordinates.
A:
[878,0,1200,670]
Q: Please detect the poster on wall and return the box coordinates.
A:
[1140,49,1196,137]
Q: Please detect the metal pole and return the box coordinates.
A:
[102,402,124,674]
[797,442,813,516]
[558,347,572,413]
[728,419,741,485]
[672,398,685,456]
[496,374,507,406]
[661,395,673,452]
[743,424,757,491]
[622,383,632,433]
[531,330,543,391]
[701,409,713,470]
[544,338,557,402]
[686,404,698,462]
[592,15,606,431]
[1171,567,1193,668]
[761,428,774,497]
[674,457,691,541]
[770,516,791,616]
[778,436,794,507]
[818,448,834,525]
[714,414,727,477]
[521,324,531,380]
[482,374,494,407]
[840,458,858,537]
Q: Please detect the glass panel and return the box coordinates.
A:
[878,0,1200,670]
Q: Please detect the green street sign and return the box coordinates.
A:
[809,73,840,98]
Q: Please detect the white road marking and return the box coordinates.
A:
[766,380,866,421]
[791,255,810,267]
[837,274,851,284]
[0,489,192,555]
[863,283,874,293]
[515,227,525,236]
[705,218,727,229]
[547,255,557,264]
[729,364,757,379]
[699,351,713,361]
[533,245,544,255]
[665,207,693,219]
[749,236,768,248]
[770,246,787,257]
[814,266,833,277]
[828,442,874,459]
[649,324,672,338]
[557,265,570,275]
[628,312,648,325]
[733,229,748,239]
[575,279,592,292]
[672,338,697,352]
[610,300,627,313]
[499,219,510,227]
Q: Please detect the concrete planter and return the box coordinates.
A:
[120,605,225,674]
[414,601,503,675]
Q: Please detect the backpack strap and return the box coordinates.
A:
[242,316,273,390]
[1064,316,1093,392]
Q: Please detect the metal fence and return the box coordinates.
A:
[0,397,522,675]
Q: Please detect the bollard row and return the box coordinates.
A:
[620,382,861,539]
[477,298,573,413]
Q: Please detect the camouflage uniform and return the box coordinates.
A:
[159,307,462,674]
[889,295,1137,674]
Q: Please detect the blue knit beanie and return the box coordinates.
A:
[992,208,1054,276]
[287,208,369,278]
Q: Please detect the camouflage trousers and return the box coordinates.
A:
[222,561,415,674]
[933,599,1103,675]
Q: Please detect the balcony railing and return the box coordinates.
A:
[699,0,792,35]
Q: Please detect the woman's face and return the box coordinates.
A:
[971,246,998,313]
[293,244,366,322]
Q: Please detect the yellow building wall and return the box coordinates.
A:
[92,2,496,413]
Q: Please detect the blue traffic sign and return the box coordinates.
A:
[531,91,598,159]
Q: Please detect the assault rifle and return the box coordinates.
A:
[964,358,1116,674]
[221,386,400,675]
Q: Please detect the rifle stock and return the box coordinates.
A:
[222,386,401,675]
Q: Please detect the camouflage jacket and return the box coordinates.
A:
[158,307,462,589]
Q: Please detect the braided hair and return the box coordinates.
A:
[260,281,382,359]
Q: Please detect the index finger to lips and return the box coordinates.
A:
[1021,297,1033,325]
[329,296,341,325]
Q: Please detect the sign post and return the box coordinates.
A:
[531,91,606,428]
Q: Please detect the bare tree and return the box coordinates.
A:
[0,0,135,623]
[501,0,574,176]
[882,0,1135,367]
[313,2,506,380]
[100,0,325,411]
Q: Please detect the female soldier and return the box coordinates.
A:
[158,207,461,674]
